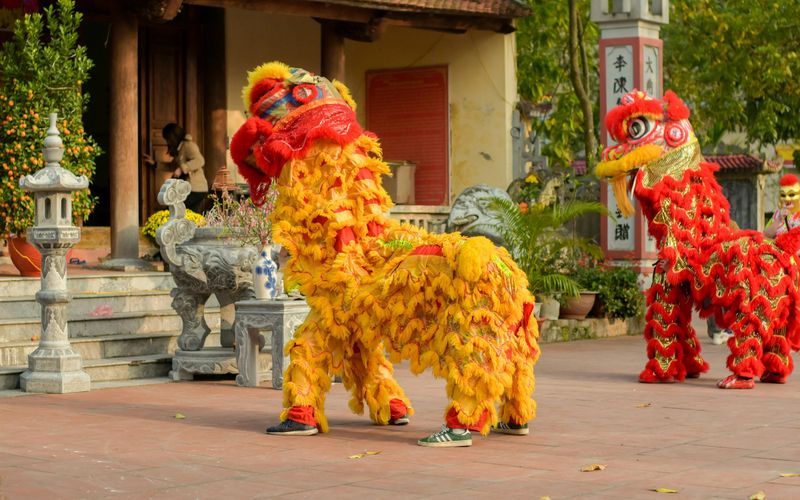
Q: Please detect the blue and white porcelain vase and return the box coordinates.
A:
[253,243,279,300]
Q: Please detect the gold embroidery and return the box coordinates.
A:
[642,140,702,188]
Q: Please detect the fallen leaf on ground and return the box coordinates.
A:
[779,473,800,477]
[749,491,766,500]
[349,451,381,459]
[636,402,652,408]
[174,413,186,419]
[652,487,678,493]
[580,464,606,472]
[540,497,551,500]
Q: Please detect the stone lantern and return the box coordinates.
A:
[18,113,91,393]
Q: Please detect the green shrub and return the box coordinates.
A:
[597,267,644,319]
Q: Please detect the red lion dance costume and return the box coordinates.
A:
[230,62,539,446]
[596,90,800,389]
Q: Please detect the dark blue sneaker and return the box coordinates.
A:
[266,420,318,436]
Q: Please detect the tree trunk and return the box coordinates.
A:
[568,0,597,172]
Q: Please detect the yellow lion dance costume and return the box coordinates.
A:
[230,62,539,447]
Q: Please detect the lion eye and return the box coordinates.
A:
[628,118,652,140]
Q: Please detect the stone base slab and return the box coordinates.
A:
[169,347,272,382]
[19,368,90,393]
[539,316,644,344]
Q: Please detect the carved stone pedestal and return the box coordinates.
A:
[169,348,239,381]
[234,298,310,389]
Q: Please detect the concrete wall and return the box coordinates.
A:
[224,8,518,201]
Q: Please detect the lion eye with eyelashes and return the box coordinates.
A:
[627,117,652,141]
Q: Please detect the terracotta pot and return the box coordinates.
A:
[560,291,597,320]
[7,236,42,277]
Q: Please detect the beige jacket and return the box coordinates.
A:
[157,135,208,193]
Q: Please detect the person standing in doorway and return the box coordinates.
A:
[144,123,208,213]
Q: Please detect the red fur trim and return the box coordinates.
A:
[780,173,799,186]
[776,227,800,255]
[605,97,664,142]
[663,90,690,120]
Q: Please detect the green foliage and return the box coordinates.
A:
[515,0,600,169]
[486,195,607,299]
[663,1,800,148]
[572,265,643,319]
[0,0,99,237]
[597,267,644,319]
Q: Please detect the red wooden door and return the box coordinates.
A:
[366,66,449,206]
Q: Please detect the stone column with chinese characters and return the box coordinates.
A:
[591,0,669,275]
[18,113,91,394]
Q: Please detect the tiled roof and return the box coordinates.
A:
[705,154,783,174]
[306,0,531,18]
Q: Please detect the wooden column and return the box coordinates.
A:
[109,12,140,260]
[203,8,227,186]
[320,20,345,82]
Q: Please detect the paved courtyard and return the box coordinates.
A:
[1,334,799,499]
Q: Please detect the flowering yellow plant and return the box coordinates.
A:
[141,209,206,244]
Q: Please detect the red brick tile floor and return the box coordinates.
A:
[1,333,800,498]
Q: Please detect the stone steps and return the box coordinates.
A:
[0,270,229,390]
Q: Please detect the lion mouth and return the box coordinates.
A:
[596,144,662,217]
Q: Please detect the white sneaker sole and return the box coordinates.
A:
[267,428,318,436]
[417,439,472,447]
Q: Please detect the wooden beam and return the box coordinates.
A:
[183,0,516,33]
[184,0,374,23]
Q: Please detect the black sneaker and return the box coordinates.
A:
[492,421,529,435]
[266,420,318,436]
[389,414,410,425]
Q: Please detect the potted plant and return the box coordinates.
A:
[205,183,280,299]
[0,0,99,276]
[487,196,607,320]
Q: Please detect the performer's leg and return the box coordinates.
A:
[267,313,337,434]
[418,345,506,447]
[494,356,536,436]
[640,268,687,382]
[341,339,413,425]
[760,326,793,383]
[677,293,709,378]
[717,311,763,389]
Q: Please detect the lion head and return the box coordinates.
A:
[594,90,696,216]
[229,61,361,204]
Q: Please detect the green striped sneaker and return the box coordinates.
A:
[417,425,472,447]
[492,421,529,435]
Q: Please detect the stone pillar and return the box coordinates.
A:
[592,0,669,276]
[109,10,140,261]
[19,114,91,394]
